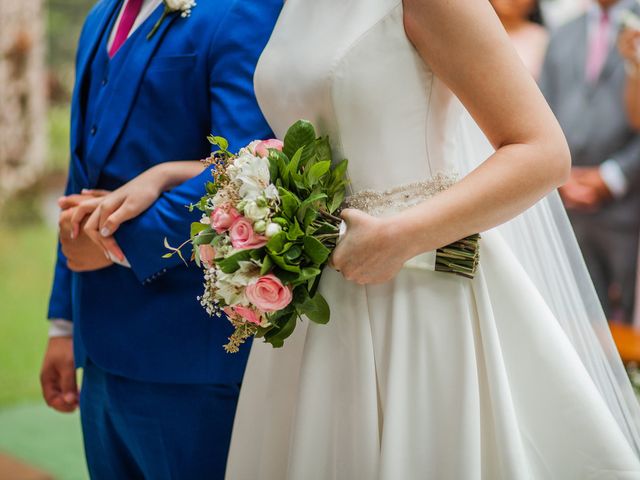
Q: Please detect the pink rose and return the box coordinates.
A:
[229,217,268,250]
[223,305,264,326]
[246,274,293,312]
[211,206,240,234]
[254,139,284,158]
[199,244,216,269]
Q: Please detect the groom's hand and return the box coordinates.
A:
[59,207,114,272]
[40,337,78,413]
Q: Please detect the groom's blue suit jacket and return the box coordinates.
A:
[48,0,280,384]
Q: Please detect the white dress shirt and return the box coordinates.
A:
[588,0,635,197]
[50,0,164,339]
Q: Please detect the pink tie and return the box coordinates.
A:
[109,0,144,58]
[586,10,610,83]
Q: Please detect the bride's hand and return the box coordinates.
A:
[62,161,204,262]
[70,170,167,262]
[329,209,411,285]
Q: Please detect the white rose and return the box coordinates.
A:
[243,201,270,222]
[265,223,282,238]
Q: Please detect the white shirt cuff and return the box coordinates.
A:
[600,160,628,198]
[49,319,73,337]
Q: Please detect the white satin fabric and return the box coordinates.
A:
[226,1,640,478]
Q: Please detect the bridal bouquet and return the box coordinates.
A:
[169,120,480,353]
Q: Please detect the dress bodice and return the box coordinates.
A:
[254,0,464,194]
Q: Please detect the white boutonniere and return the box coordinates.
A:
[147,0,197,40]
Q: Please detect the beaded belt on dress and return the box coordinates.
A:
[344,173,458,216]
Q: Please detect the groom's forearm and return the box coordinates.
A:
[114,168,211,284]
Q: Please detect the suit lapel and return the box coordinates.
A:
[85,5,178,185]
[574,16,589,86]
[597,23,624,85]
[70,0,122,187]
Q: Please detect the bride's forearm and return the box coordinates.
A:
[146,161,205,192]
[397,0,570,259]
[392,140,568,259]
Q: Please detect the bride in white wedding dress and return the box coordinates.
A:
[225,0,640,478]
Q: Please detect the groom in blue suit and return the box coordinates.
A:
[40,0,281,477]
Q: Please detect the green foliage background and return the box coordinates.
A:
[0,2,96,478]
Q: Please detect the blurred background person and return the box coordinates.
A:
[617,18,640,328]
[540,0,640,323]
[490,0,549,78]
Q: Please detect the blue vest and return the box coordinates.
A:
[81,8,139,159]
[48,0,282,384]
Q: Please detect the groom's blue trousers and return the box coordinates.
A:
[79,359,241,479]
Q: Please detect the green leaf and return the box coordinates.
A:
[265,312,298,348]
[271,216,289,227]
[300,141,317,168]
[260,255,273,275]
[307,160,331,187]
[190,222,210,238]
[331,159,348,183]
[266,232,287,255]
[280,190,301,219]
[269,254,301,273]
[217,250,252,274]
[268,154,279,182]
[193,232,215,246]
[315,137,333,162]
[298,292,330,324]
[287,148,304,185]
[329,189,345,214]
[303,235,332,264]
[286,218,304,241]
[284,245,303,263]
[207,135,229,151]
[283,120,317,159]
[302,208,318,232]
[291,267,322,286]
[296,193,327,224]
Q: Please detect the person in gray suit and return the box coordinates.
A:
[540,0,640,322]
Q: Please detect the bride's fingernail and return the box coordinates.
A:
[100,228,110,237]
[70,231,75,240]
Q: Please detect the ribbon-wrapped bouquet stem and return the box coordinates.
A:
[168,120,480,352]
